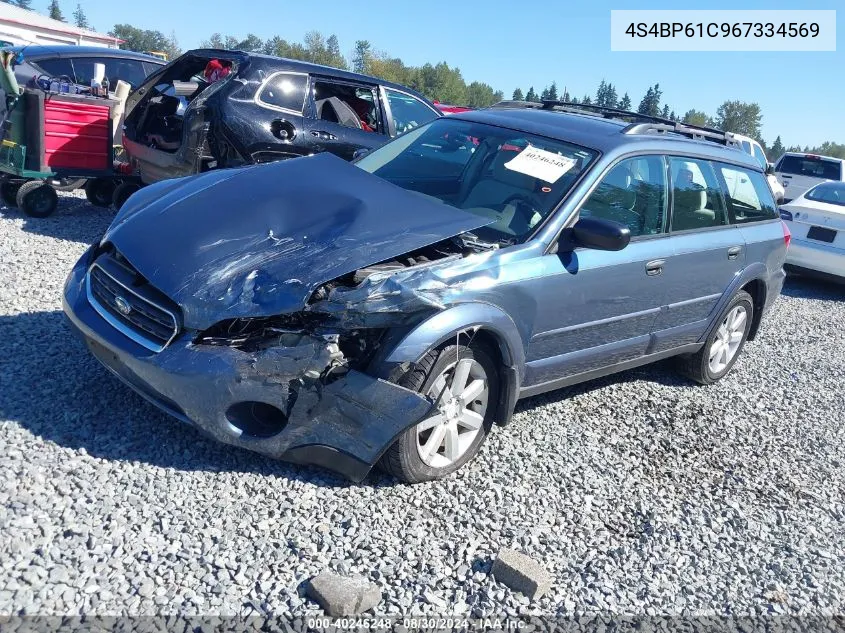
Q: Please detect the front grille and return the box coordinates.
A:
[86,258,179,352]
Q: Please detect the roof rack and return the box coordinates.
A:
[490,99,740,147]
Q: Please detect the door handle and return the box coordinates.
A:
[727,246,742,260]
[645,259,665,276]
[781,175,792,179]
[310,130,337,140]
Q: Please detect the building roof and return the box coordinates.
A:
[0,3,122,46]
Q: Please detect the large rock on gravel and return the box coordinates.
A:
[491,548,552,599]
[306,572,382,616]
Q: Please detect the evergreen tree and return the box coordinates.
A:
[661,104,670,119]
[637,83,662,117]
[73,3,88,28]
[618,92,632,110]
[352,40,371,74]
[14,0,33,9]
[48,0,64,21]
[582,95,592,105]
[547,81,558,101]
[524,86,537,102]
[770,135,785,159]
[512,88,524,101]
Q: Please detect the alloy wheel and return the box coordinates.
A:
[415,356,489,469]
[708,305,747,374]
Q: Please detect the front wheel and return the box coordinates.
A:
[16,180,58,217]
[379,342,499,483]
[676,290,753,385]
[84,177,116,208]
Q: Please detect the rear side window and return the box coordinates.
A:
[668,157,728,231]
[717,164,777,223]
[33,58,74,79]
[580,155,668,237]
[72,57,150,89]
[258,73,308,113]
[805,182,845,206]
[777,155,842,180]
[752,144,768,170]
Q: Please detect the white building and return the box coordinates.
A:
[0,3,122,48]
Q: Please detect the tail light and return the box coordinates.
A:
[779,207,793,221]
[781,220,791,248]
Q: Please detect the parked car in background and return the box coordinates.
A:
[115,49,441,206]
[731,132,784,203]
[779,181,845,281]
[774,152,845,203]
[64,101,788,483]
[434,101,473,115]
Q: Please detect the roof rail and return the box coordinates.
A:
[490,99,739,147]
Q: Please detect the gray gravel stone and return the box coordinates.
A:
[306,572,381,616]
[492,548,552,599]
[1,194,845,625]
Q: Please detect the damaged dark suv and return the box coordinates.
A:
[63,102,788,483]
[120,49,441,188]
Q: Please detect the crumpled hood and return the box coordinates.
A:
[103,153,488,330]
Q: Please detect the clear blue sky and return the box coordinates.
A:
[55,0,842,148]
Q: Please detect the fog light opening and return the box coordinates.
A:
[226,401,288,438]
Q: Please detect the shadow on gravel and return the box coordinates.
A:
[0,310,364,489]
[0,198,113,245]
[780,274,844,302]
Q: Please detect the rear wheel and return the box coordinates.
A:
[84,177,116,208]
[676,290,753,385]
[16,180,58,218]
[1,180,21,207]
[112,182,141,210]
[379,342,498,483]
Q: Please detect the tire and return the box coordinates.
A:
[379,342,499,483]
[1,180,21,207]
[112,182,141,210]
[16,180,58,218]
[84,177,116,208]
[676,290,754,385]
[48,177,86,192]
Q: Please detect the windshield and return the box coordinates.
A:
[355,118,598,243]
[777,155,842,180]
[805,182,845,207]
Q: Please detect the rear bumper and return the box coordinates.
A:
[786,237,845,279]
[62,252,432,482]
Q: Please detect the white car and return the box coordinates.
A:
[730,133,785,203]
[779,181,845,281]
[774,152,845,203]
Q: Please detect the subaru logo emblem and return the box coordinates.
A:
[114,296,132,316]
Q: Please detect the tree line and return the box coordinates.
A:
[1,0,91,30]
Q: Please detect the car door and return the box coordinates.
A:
[523,154,675,387]
[650,156,746,352]
[381,87,440,138]
[305,77,387,161]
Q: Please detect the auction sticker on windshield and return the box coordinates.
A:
[504,146,577,183]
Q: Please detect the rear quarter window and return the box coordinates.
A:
[257,72,308,113]
[717,164,777,223]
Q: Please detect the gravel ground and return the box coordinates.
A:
[1,192,844,622]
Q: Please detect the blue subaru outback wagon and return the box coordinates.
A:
[63,101,789,483]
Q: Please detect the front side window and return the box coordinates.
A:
[384,89,439,136]
[717,164,777,222]
[668,157,728,231]
[579,155,668,237]
[258,72,307,113]
[777,155,842,180]
[355,118,597,244]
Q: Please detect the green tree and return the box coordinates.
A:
[714,100,762,138]
[661,104,670,119]
[581,95,592,105]
[10,0,33,9]
[546,81,558,101]
[524,86,537,102]
[670,110,677,121]
[352,40,371,74]
[512,88,524,101]
[769,136,784,159]
[637,83,662,117]
[48,0,64,21]
[72,3,88,28]
[465,81,500,107]
[110,24,180,59]
[682,109,710,127]
[618,92,631,110]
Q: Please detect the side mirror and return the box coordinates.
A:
[765,163,775,175]
[352,147,370,161]
[571,216,631,251]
